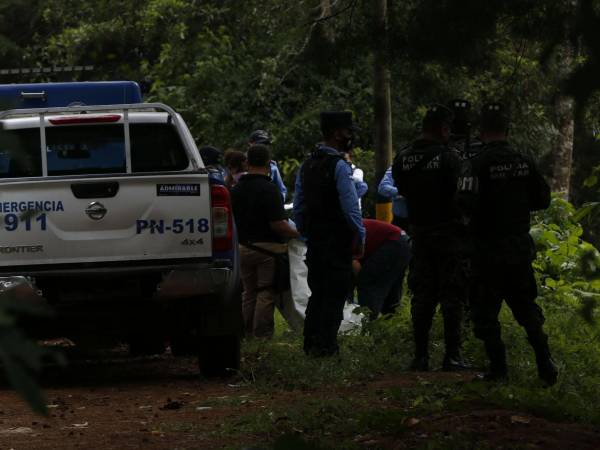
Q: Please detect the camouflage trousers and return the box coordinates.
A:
[470,234,549,368]
[408,234,468,357]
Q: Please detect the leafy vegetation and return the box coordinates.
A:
[533,197,600,324]
[0,2,596,210]
[231,196,600,448]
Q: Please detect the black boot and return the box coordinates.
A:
[528,332,558,386]
[481,339,508,381]
[536,354,558,386]
[410,328,430,371]
[441,306,469,371]
[532,342,558,386]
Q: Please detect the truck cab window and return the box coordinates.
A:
[0,128,42,178]
[46,124,126,176]
[130,123,189,172]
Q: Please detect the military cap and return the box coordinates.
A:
[449,99,471,111]
[320,111,359,136]
[423,103,454,127]
[448,99,472,135]
[249,129,272,145]
[480,102,510,132]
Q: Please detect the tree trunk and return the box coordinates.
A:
[374,0,393,220]
[551,44,575,200]
[319,0,334,43]
[552,95,574,199]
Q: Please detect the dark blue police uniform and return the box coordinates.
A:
[293,112,365,356]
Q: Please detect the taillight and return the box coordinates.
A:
[48,114,122,125]
[211,184,233,252]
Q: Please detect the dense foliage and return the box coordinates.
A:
[0,0,588,221]
[533,197,600,318]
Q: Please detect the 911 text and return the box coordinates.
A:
[3,213,47,232]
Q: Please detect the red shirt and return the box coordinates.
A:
[361,219,403,261]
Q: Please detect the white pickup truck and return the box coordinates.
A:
[0,98,242,376]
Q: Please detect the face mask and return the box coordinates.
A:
[341,132,354,153]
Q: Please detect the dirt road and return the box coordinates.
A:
[0,352,599,450]
[0,352,257,450]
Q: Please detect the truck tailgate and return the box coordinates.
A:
[0,173,212,267]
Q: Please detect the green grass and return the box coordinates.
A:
[210,283,600,449]
[229,199,600,448]
[240,297,600,425]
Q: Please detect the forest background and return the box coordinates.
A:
[0,1,598,445]
[0,0,597,228]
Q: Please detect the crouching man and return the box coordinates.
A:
[231,145,299,339]
[354,219,410,318]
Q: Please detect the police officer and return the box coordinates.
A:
[377,165,409,230]
[462,103,558,385]
[448,99,483,160]
[293,111,365,356]
[392,104,468,371]
[248,130,288,201]
[341,148,368,210]
[448,99,482,321]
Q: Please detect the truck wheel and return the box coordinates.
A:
[198,335,241,377]
[170,328,197,356]
[128,335,166,357]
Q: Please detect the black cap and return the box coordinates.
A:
[249,129,272,145]
[449,99,471,111]
[448,99,471,135]
[423,104,454,128]
[320,111,359,136]
[480,102,510,132]
[199,145,222,166]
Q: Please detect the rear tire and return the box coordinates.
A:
[170,328,197,356]
[128,335,166,357]
[198,335,241,377]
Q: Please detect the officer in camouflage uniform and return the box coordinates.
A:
[461,103,558,385]
[448,99,483,159]
[392,105,469,371]
[448,99,483,323]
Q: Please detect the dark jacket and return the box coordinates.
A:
[392,139,462,234]
[461,140,550,238]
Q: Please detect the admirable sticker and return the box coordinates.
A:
[156,184,201,196]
